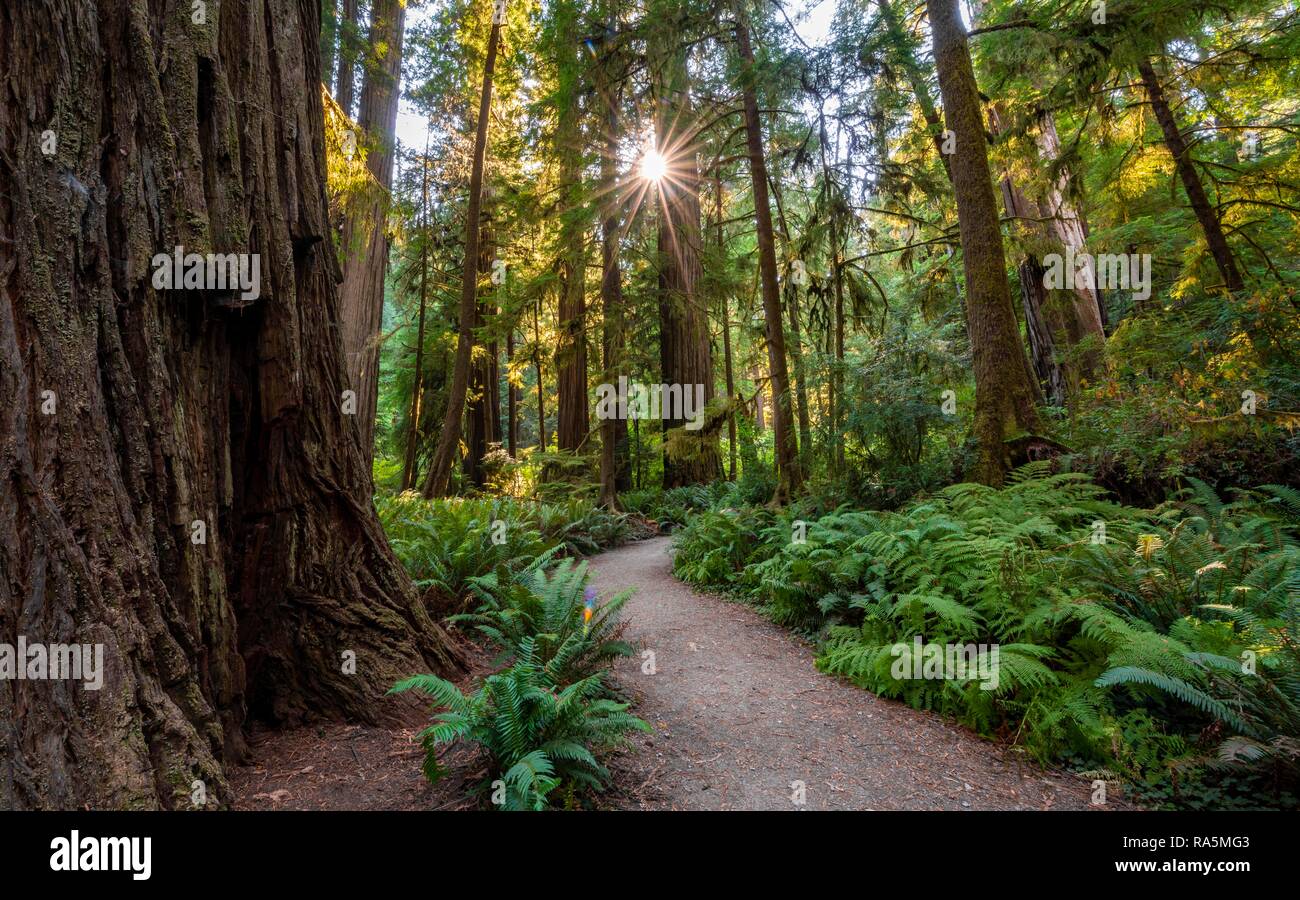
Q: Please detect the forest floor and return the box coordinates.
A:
[232,535,1119,811]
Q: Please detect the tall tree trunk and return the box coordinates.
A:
[555,1,589,454]
[534,298,547,450]
[716,175,738,481]
[338,0,406,469]
[891,0,1100,394]
[464,192,498,487]
[506,330,519,457]
[735,10,801,502]
[926,0,1041,485]
[597,18,627,509]
[721,296,738,481]
[767,173,811,466]
[321,0,339,86]
[988,105,1066,405]
[633,415,641,488]
[0,0,461,810]
[1035,112,1108,335]
[335,0,359,116]
[652,9,721,486]
[402,141,432,490]
[985,109,1102,397]
[831,214,846,473]
[423,15,502,497]
[1136,57,1244,295]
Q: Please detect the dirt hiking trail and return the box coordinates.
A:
[595,536,1104,811]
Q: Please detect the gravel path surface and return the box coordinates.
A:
[595,536,1104,811]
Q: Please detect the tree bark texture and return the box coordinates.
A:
[0,0,461,810]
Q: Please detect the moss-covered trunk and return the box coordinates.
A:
[926,0,1041,485]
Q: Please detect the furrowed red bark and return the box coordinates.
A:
[465,192,499,487]
[652,3,721,487]
[555,0,590,454]
[0,0,461,810]
[335,0,359,116]
[597,14,628,509]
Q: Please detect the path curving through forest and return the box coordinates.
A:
[595,536,1101,811]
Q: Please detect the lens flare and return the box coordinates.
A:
[638,148,668,183]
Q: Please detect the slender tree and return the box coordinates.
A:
[402,135,433,490]
[506,329,520,456]
[1137,57,1245,295]
[424,9,504,497]
[735,6,802,502]
[715,174,739,481]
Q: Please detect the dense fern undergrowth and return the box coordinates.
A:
[379,493,652,809]
[670,468,1300,809]
[375,474,1299,809]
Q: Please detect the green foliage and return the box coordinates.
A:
[1072,480,1300,796]
[673,506,780,588]
[382,489,648,809]
[376,492,633,612]
[675,467,1300,806]
[377,494,551,613]
[391,637,649,810]
[620,484,724,530]
[455,557,636,685]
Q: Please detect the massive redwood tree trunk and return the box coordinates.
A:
[554,1,590,455]
[926,0,1041,485]
[597,17,628,509]
[464,193,499,487]
[0,0,460,810]
[335,0,360,116]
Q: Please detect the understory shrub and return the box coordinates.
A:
[455,557,636,684]
[391,638,648,810]
[377,493,633,613]
[391,548,647,810]
[619,483,724,529]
